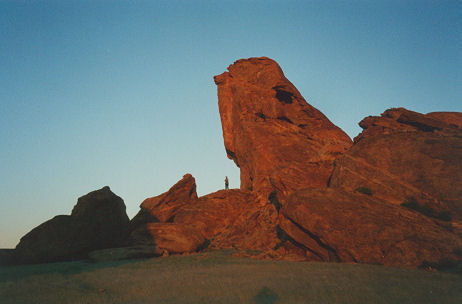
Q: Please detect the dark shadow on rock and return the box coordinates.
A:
[253,286,279,304]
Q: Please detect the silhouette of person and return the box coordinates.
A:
[225,176,229,190]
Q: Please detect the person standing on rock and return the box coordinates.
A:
[225,176,229,190]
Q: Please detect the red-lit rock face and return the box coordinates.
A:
[174,189,280,251]
[281,187,461,267]
[130,174,198,228]
[212,58,462,268]
[12,58,462,269]
[353,107,462,142]
[331,108,462,222]
[214,57,352,200]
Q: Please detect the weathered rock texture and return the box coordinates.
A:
[130,174,198,229]
[129,178,280,254]
[12,57,462,269]
[15,186,130,264]
[214,57,352,200]
[128,174,202,254]
[131,223,206,254]
[174,189,280,251]
[330,108,462,222]
[212,57,462,268]
[281,188,461,267]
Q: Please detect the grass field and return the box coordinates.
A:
[1,250,461,303]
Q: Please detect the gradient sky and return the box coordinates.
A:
[1,1,461,248]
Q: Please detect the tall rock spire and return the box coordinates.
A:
[214,57,352,200]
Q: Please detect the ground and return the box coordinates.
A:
[1,250,461,304]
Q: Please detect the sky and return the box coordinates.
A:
[1,1,461,248]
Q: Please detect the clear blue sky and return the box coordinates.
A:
[1,1,461,248]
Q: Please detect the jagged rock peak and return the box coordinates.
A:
[130,173,198,229]
[140,173,197,214]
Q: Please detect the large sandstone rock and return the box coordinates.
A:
[130,174,198,229]
[71,186,130,248]
[280,188,461,267]
[12,58,461,270]
[353,108,462,143]
[214,57,352,200]
[130,182,279,254]
[426,112,462,129]
[174,189,280,251]
[128,174,200,251]
[213,58,462,268]
[15,215,85,264]
[131,223,206,254]
[330,108,462,222]
[15,186,130,264]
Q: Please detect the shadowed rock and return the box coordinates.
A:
[14,186,130,264]
[128,174,200,250]
[131,223,207,254]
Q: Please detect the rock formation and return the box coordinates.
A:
[128,177,279,254]
[123,57,461,268]
[131,223,207,254]
[214,57,352,201]
[14,186,130,264]
[330,108,462,222]
[280,188,460,267]
[213,57,462,268]
[127,174,204,255]
[130,174,198,229]
[174,189,280,251]
[11,57,462,269]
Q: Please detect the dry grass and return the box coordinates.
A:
[1,250,461,303]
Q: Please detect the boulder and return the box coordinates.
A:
[130,174,198,229]
[330,108,462,222]
[214,57,352,201]
[15,215,88,264]
[130,223,207,254]
[71,186,130,248]
[280,188,461,267]
[130,181,279,254]
[174,189,280,251]
[15,187,130,264]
